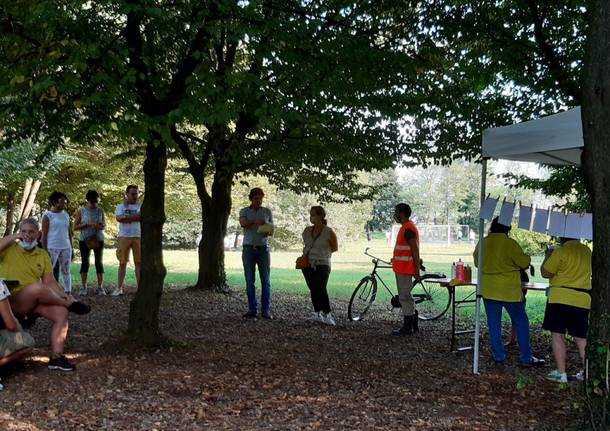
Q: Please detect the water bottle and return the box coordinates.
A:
[456,259,465,282]
[451,262,457,280]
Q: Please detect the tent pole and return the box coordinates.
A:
[473,158,488,374]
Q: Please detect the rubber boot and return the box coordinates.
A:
[412,310,419,334]
[392,315,414,336]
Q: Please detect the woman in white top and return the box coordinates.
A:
[301,206,338,325]
[42,192,73,294]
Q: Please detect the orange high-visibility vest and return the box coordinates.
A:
[392,220,419,275]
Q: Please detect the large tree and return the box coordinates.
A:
[581,0,610,427]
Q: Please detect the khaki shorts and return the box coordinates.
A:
[116,237,141,264]
[0,329,35,358]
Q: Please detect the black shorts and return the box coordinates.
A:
[542,303,589,339]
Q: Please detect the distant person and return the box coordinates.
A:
[301,206,338,326]
[111,185,141,296]
[541,237,592,383]
[0,280,35,389]
[239,188,274,319]
[391,203,421,336]
[473,217,543,367]
[41,191,73,294]
[0,219,91,371]
[73,190,106,296]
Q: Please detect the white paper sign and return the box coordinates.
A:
[564,213,583,240]
[518,205,533,230]
[532,208,550,234]
[498,201,515,226]
[581,213,593,240]
[479,197,498,221]
[548,211,567,237]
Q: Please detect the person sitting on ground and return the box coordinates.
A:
[41,191,73,294]
[73,190,106,296]
[541,236,592,383]
[0,218,90,371]
[473,217,544,367]
[300,206,339,326]
[0,280,35,390]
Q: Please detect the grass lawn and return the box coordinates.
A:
[68,238,550,323]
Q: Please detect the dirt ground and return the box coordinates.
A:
[0,288,581,430]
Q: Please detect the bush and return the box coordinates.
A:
[510,228,550,256]
[162,220,200,249]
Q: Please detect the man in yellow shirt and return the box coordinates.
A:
[474,218,544,367]
[541,237,592,383]
[0,219,91,372]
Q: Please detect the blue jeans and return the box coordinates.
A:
[483,298,533,364]
[242,246,271,313]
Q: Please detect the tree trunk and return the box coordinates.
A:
[127,136,167,345]
[581,2,610,427]
[194,161,234,290]
[13,179,41,233]
[3,190,16,236]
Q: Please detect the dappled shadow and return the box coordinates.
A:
[0,288,579,430]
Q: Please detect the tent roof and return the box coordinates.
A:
[482,107,583,166]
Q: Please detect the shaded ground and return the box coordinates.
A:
[0,288,582,430]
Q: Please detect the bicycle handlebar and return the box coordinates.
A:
[364,247,392,266]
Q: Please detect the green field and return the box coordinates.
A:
[68,239,550,323]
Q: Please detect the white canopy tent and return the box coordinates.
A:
[473,107,584,374]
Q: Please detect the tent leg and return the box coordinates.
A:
[473,159,488,375]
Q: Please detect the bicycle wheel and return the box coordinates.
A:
[348,276,378,321]
[412,277,451,320]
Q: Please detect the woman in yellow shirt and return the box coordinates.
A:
[541,237,592,383]
[474,218,544,367]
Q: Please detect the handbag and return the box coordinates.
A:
[295,227,323,269]
[295,254,310,269]
[85,237,101,250]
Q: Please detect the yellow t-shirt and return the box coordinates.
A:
[0,243,53,294]
[543,240,592,309]
[473,233,531,302]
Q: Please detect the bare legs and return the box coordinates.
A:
[551,332,587,374]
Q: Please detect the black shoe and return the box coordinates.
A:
[391,315,414,336]
[48,355,76,372]
[243,311,257,319]
[18,313,39,329]
[67,301,91,315]
[520,356,545,368]
[412,310,419,334]
[261,311,274,320]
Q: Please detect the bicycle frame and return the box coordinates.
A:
[364,248,396,297]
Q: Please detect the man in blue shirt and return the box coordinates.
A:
[239,188,274,319]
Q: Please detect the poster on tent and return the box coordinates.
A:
[581,213,593,240]
[548,211,567,237]
[564,213,583,239]
[498,201,515,226]
[479,197,498,221]
[532,208,550,234]
[518,205,533,230]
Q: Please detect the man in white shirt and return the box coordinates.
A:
[111,185,142,296]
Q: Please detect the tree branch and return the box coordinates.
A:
[526,0,581,102]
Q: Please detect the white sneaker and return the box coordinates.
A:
[322,313,336,326]
[110,288,123,297]
[307,311,323,322]
[78,288,88,297]
[546,369,568,383]
[96,287,107,296]
[575,370,585,381]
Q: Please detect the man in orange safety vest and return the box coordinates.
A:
[391,203,421,336]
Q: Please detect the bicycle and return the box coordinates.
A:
[348,248,450,322]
